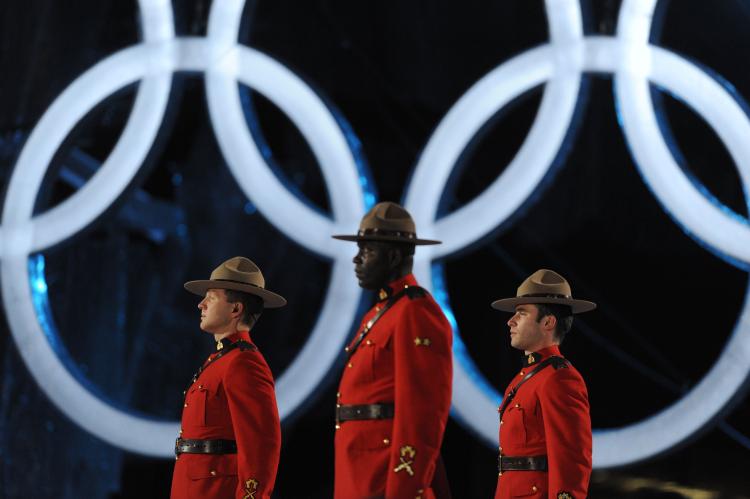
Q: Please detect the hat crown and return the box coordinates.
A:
[359,202,416,234]
[209,256,265,289]
[516,269,571,298]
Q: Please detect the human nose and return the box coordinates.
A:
[198,298,206,309]
[353,251,362,264]
[507,314,517,327]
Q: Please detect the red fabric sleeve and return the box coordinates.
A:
[223,352,281,499]
[538,367,592,499]
[386,300,452,499]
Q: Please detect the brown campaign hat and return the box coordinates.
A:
[332,201,441,245]
[491,269,596,314]
[184,256,287,308]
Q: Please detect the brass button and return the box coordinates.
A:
[498,471,503,476]
[344,346,350,352]
[198,384,203,389]
[520,371,525,376]
[532,485,537,492]
[336,392,341,397]
[336,404,341,408]
[514,403,520,408]
[210,470,217,476]
[348,362,353,368]
[335,424,341,430]
[383,438,390,445]
[183,403,188,408]
[500,420,504,425]
[365,340,372,345]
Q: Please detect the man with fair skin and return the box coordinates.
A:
[171,256,285,499]
[491,269,595,499]
[332,201,453,499]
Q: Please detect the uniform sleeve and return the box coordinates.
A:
[224,352,281,499]
[386,299,453,499]
[538,367,592,499]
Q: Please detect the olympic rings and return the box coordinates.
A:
[406,0,750,467]
[2,0,749,467]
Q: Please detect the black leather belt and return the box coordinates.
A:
[175,438,237,455]
[497,455,548,473]
[336,403,394,422]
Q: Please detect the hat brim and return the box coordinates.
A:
[491,296,596,314]
[332,234,441,245]
[184,280,287,308]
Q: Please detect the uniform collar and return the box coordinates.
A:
[522,345,561,367]
[377,273,418,302]
[216,330,252,351]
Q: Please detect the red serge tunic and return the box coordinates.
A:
[334,274,453,499]
[171,331,281,499]
[494,346,592,499]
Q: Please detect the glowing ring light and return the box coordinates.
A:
[406,0,750,468]
[1,0,366,456]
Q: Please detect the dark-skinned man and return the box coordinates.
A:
[171,257,285,499]
[491,269,595,499]
[332,201,453,499]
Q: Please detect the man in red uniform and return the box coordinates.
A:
[491,269,595,499]
[171,256,286,499]
[332,201,453,499]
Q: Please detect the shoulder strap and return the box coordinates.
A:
[497,356,569,421]
[346,286,424,359]
[404,286,427,299]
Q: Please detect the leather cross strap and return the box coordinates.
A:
[498,455,548,473]
[175,438,237,455]
[336,403,394,422]
[497,356,569,422]
[346,287,423,359]
[184,340,256,396]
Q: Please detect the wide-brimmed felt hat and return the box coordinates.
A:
[491,269,596,314]
[184,256,287,308]
[332,201,441,245]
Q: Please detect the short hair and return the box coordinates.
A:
[383,241,415,257]
[224,289,264,328]
[534,303,573,343]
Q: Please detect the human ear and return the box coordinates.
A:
[388,247,403,268]
[545,315,557,331]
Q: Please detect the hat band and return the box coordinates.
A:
[213,278,263,290]
[358,228,416,240]
[519,292,572,299]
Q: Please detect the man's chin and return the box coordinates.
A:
[356,279,375,290]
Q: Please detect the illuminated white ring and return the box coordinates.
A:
[592,0,750,467]
[406,0,750,468]
[0,2,174,256]
[202,0,366,417]
[406,0,586,452]
[1,0,366,457]
[1,0,176,457]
